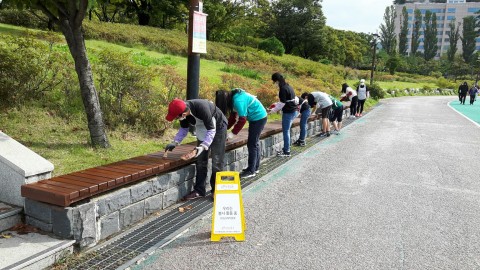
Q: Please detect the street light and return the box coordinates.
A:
[370,33,380,86]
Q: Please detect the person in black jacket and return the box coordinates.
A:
[165,98,227,200]
[270,73,299,157]
[459,82,469,105]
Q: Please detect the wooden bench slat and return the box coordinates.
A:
[39,179,90,197]
[61,174,109,191]
[21,185,68,206]
[53,177,99,193]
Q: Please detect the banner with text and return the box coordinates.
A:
[192,11,207,54]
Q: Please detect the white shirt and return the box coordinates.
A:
[358,84,368,100]
[311,91,333,109]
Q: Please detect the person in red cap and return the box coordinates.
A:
[165,98,227,200]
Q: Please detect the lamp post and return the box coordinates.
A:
[187,0,203,101]
[370,33,379,86]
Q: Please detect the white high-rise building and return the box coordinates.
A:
[394,1,480,58]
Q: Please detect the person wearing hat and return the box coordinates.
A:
[165,98,227,200]
[215,88,267,179]
[340,83,358,118]
[356,79,369,117]
[304,91,333,137]
[270,72,299,157]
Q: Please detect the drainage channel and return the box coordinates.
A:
[68,115,360,270]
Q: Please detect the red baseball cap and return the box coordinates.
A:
[165,99,186,122]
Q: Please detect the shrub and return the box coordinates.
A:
[258,37,285,56]
[254,83,278,107]
[0,9,49,29]
[0,34,65,107]
[95,49,166,133]
[368,83,385,100]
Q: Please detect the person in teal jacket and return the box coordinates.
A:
[216,88,268,179]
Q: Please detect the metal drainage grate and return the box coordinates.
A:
[69,115,360,270]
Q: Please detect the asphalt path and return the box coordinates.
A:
[134,96,480,270]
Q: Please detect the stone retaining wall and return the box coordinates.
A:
[24,119,323,247]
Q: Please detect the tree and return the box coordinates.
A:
[379,5,397,55]
[386,53,400,75]
[8,0,110,148]
[204,0,243,41]
[410,9,421,56]
[423,10,438,61]
[462,16,476,64]
[269,0,325,55]
[398,6,409,55]
[447,19,461,62]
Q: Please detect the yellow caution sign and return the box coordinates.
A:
[211,171,245,242]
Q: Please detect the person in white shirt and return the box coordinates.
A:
[305,91,333,137]
[356,79,369,117]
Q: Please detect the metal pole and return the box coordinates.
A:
[370,37,377,85]
[187,0,201,101]
[370,38,377,86]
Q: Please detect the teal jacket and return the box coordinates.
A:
[232,89,267,122]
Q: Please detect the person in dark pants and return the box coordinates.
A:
[329,95,344,135]
[270,72,299,157]
[295,94,312,147]
[459,82,469,105]
[341,83,358,118]
[165,98,227,200]
[215,88,267,179]
[469,84,478,105]
[305,91,333,137]
[356,79,369,117]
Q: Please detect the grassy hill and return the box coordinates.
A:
[0,22,444,175]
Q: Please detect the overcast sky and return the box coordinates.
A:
[322,0,394,34]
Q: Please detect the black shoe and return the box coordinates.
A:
[317,133,327,137]
[242,168,259,174]
[184,191,204,200]
[327,132,331,137]
[240,170,256,179]
[276,151,291,157]
[293,140,305,146]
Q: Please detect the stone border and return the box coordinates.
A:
[24,119,323,247]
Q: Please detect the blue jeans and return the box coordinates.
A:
[246,117,267,173]
[299,109,311,141]
[282,111,298,153]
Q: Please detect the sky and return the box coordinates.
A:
[322,0,394,34]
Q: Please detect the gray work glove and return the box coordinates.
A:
[165,142,178,152]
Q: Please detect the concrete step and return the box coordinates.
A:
[0,231,75,270]
[0,202,22,232]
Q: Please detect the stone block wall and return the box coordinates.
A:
[24,119,323,247]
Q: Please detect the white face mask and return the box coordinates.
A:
[178,115,186,121]
[275,81,280,86]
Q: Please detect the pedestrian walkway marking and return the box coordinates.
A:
[211,171,246,242]
[448,100,480,128]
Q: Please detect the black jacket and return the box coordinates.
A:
[459,84,469,95]
[278,83,297,113]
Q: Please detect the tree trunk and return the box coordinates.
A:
[59,19,110,148]
[138,12,150,25]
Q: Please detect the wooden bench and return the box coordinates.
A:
[21,117,315,207]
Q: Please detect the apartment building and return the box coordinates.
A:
[394,0,480,58]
